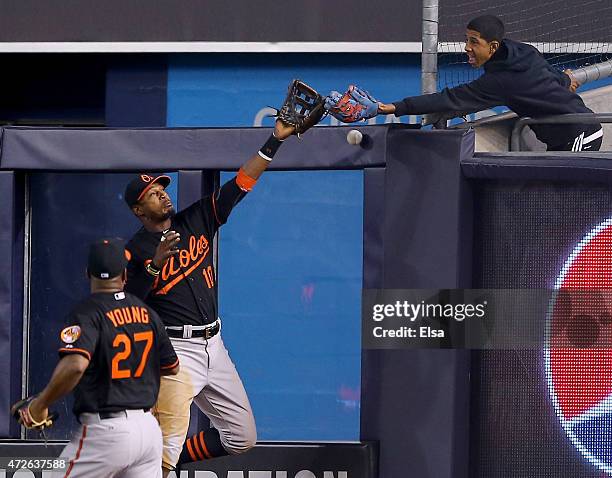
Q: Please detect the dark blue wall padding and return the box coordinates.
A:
[0,171,23,438]
[383,129,475,288]
[360,129,474,478]
[177,170,204,210]
[0,125,390,171]
[464,152,612,182]
[105,56,168,127]
[362,167,385,290]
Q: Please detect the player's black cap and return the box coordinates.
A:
[124,174,171,208]
[88,238,129,280]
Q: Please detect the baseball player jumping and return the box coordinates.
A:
[12,238,179,478]
[124,96,322,476]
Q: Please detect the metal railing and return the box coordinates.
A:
[510,113,612,151]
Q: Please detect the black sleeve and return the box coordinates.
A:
[531,44,571,89]
[202,176,247,233]
[150,309,179,370]
[58,310,100,361]
[547,64,571,88]
[392,74,505,116]
[125,248,157,300]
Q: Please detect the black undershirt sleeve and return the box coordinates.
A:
[205,177,247,232]
[125,252,157,300]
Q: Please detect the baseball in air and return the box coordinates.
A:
[347,129,363,145]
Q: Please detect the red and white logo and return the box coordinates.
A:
[545,218,612,474]
[140,174,153,183]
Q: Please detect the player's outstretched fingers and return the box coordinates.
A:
[161,230,180,244]
[154,231,181,267]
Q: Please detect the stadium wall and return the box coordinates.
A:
[0,126,475,478]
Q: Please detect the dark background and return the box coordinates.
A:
[0,0,608,43]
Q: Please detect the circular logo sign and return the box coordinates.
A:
[545,218,612,474]
[60,325,82,344]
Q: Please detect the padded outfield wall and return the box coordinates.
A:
[1,125,612,477]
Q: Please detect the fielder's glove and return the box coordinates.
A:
[324,85,379,123]
[11,396,57,431]
[276,79,327,136]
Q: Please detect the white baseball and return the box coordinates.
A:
[346,129,363,145]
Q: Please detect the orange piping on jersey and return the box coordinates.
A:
[161,358,180,370]
[236,169,257,192]
[154,249,209,296]
[64,424,87,477]
[59,348,92,362]
[211,192,221,225]
[199,431,212,458]
[186,438,198,462]
[191,434,206,460]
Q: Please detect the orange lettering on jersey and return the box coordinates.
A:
[123,307,133,324]
[106,311,118,327]
[105,307,150,328]
[162,256,181,281]
[131,306,142,323]
[113,309,125,326]
[179,249,190,268]
[153,234,210,296]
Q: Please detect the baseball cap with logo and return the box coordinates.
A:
[124,174,171,208]
[88,238,130,280]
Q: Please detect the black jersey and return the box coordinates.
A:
[125,177,246,327]
[58,291,178,416]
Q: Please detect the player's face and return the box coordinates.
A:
[464,29,498,68]
[136,184,175,221]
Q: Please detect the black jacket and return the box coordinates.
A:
[392,39,600,149]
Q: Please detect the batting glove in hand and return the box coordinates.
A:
[11,396,57,431]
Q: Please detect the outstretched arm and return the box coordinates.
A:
[378,75,505,117]
[239,120,295,181]
[205,119,299,229]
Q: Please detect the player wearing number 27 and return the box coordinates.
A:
[14,238,179,478]
[124,117,304,475]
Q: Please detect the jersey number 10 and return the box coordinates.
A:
[111,331,153,379]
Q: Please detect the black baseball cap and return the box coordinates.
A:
[124,174,171,208]
[88,238,129,280]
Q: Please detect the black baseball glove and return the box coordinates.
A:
[11,396,58,431]
[276,79,326,136]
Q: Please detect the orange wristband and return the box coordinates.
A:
[236,168,257,192]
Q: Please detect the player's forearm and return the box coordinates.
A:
[240,154,272,181]
[35,355,88,409]
[236,126,288,186]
